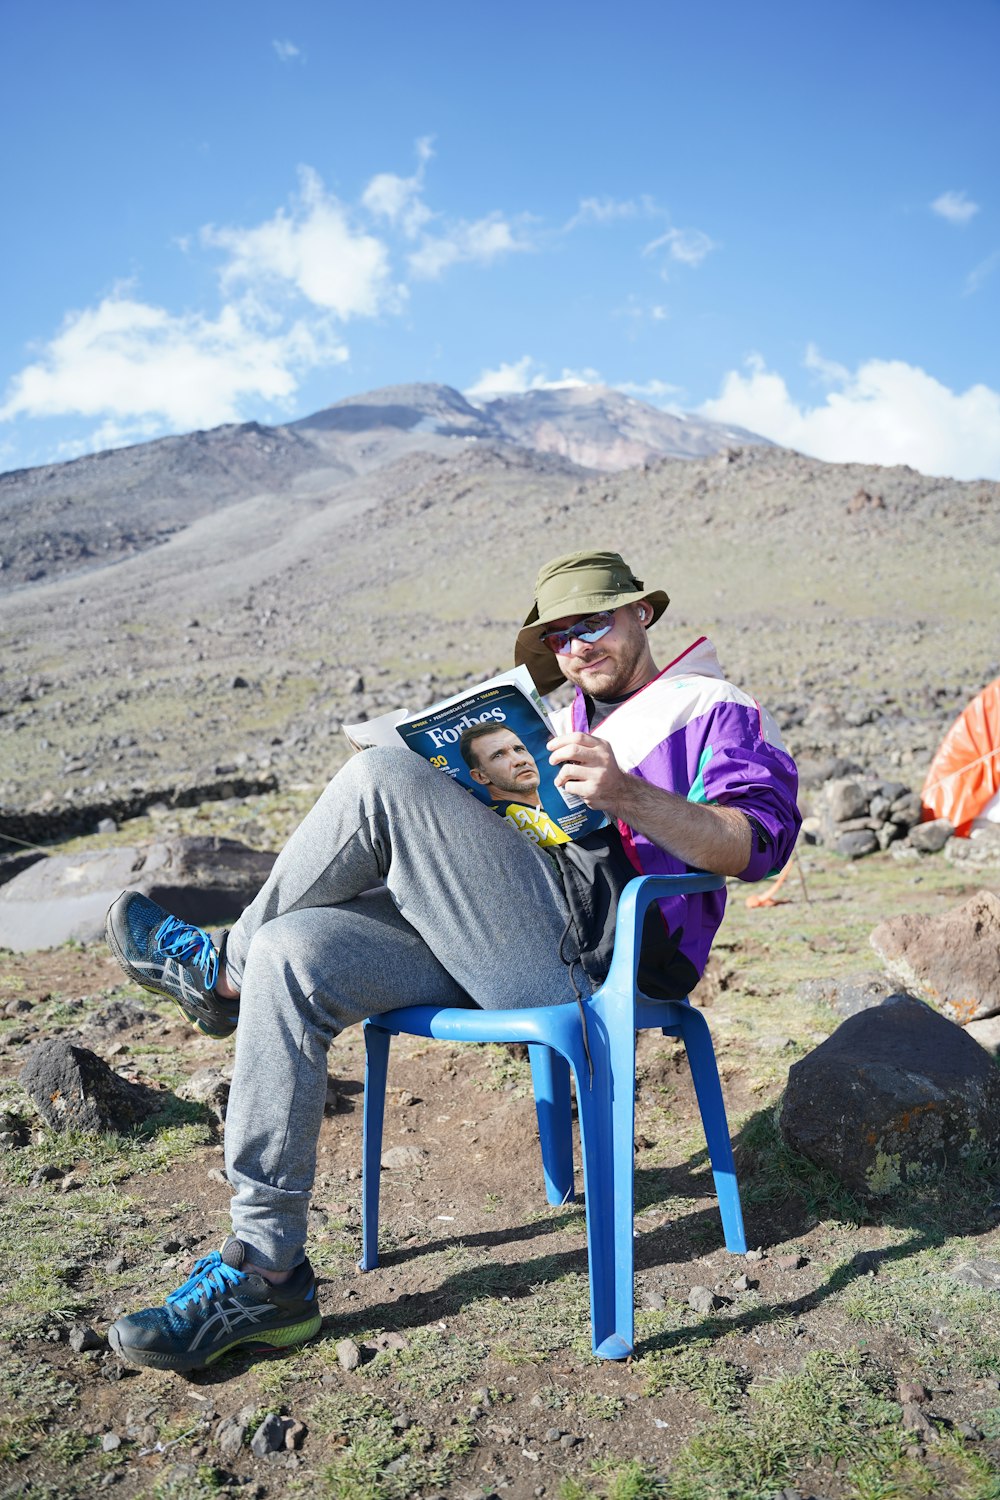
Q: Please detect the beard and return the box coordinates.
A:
[564,631,646,698]
[491,767,540,798]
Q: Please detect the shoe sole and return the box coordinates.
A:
[107,1311,323,1372]
[104,896,235,1040]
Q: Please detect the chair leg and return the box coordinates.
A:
[528,1043,575,1205]
[678,1006,748,1254]
[359,1023,392,1271]
[571,996,637,1359]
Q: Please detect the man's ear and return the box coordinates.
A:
[469,766,488,787]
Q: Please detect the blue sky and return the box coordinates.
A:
[2,0,999,479]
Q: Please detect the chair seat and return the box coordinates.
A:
[358,871,747,1358]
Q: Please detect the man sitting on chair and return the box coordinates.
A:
[103,549,800,1372]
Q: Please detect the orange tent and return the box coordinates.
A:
[921,677,1000,838]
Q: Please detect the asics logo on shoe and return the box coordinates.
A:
[188,1297,280,1351]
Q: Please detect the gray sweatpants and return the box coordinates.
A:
[222,746,592,1271]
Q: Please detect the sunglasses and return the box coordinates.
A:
[540,610,616,655]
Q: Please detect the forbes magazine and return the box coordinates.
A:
[344,667,605,847]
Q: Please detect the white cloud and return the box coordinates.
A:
[965,249,1000,296]
[272,39,301,62]
[0,293,341,430]
[360,140,532,280]
[362,136,434,238]
[407,213,533,279]
[643,226,717,273]
[931,189,979,226]
[701,350,1000,480]
[204,166,397,320]
[465,356,600,402]
[563,195,646,231]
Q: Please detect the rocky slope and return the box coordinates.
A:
[0,390,997,837]
[0,383,766,595]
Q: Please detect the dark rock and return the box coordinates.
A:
[825,780,870,823]
[69,1324,103,1353]
[215,1404,256,1460]
[20,1039,160,1134]
[337,1337,361,1371]
[888,791,923,829]
[871,890,1000,1023]
[836,829,879,860]
[908,818,954,854]
[688,1285,719,1313]
[30,1164,65,1186]
[779,993,1000,1199]
[250,1412,286,1457]
[0,835,275,951]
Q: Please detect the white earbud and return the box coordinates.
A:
[638,606,648,621]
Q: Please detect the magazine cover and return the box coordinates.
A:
[343,667,606,846]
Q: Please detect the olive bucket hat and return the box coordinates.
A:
[514,549,669,694]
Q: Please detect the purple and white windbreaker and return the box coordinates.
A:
[550,636,801,980]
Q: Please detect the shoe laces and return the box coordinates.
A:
[154,915,219,989]
[166,1251,246,1311]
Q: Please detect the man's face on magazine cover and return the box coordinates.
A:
[468,728,541,803]
[546,602,652,699]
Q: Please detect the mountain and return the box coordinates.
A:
[1,425,997,830]
[0,383,768,593]
[482,385,766,469]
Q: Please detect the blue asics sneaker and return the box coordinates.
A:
[105,890,239,1038]
[107,1236,322,1372]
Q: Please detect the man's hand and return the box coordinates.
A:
[547,732,628,811]
[548,731,753,877]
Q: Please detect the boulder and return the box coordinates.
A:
[0,836,275,952]
[870,890,1000,1023]
[825,779,870,824]
[20,1039,161,1134]
[779,993,1000,1199]
[908,818,954,854]
[837,829,879,860]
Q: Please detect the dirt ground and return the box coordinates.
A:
[1,843,999,1500]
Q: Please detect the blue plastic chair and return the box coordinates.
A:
[359,872,747,1359]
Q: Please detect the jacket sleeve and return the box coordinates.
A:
[690,703,801,883]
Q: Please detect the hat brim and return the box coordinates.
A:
[514,588,669,695]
